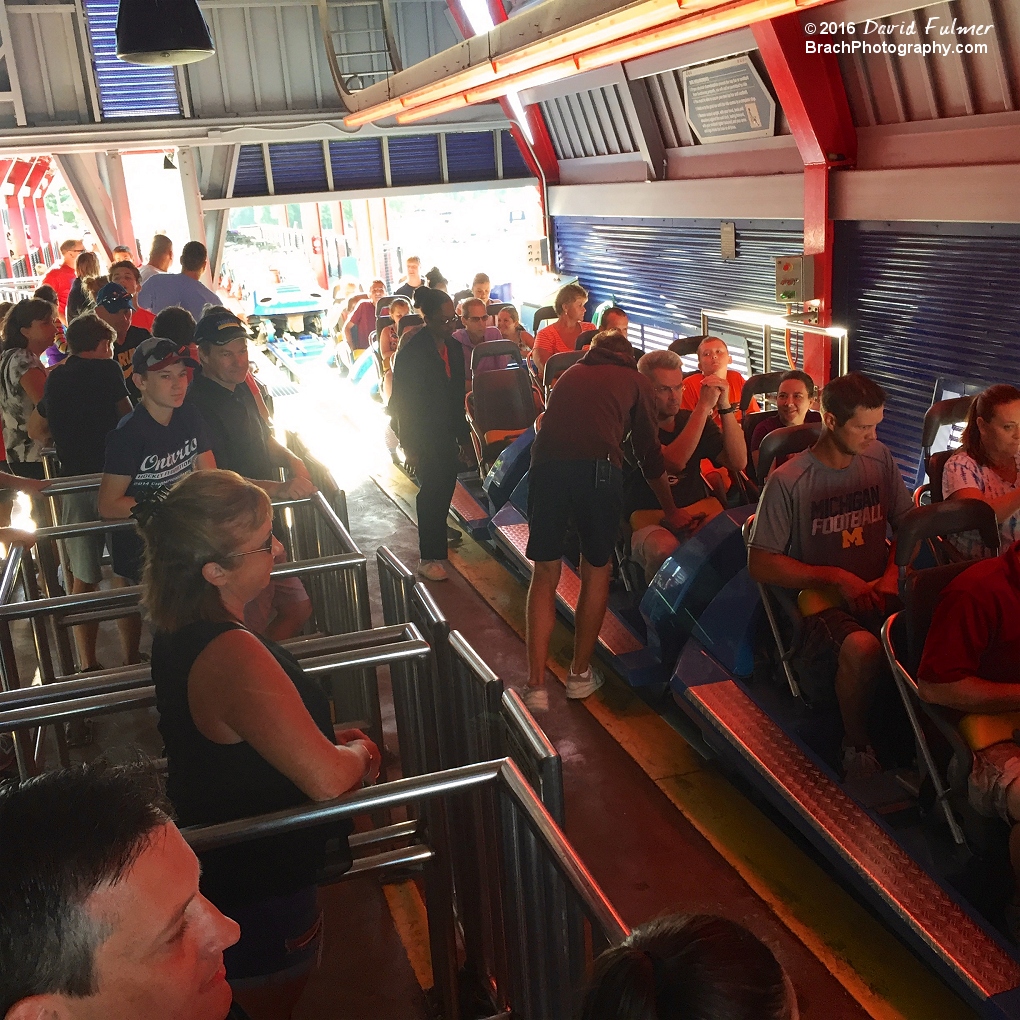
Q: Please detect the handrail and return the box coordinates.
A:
[182,756,628,942]
[0,626,422,712]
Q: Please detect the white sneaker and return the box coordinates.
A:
[513,683,549,712]
[566,666,604,700]
[842,744,882,783]
[416,560,448,582]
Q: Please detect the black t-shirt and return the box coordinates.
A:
[152,620,350,910]
[625,411,724,514]
[39,356,129,476]
[112,324,151,403]
[395,282,415,298]
[186,374,275,481]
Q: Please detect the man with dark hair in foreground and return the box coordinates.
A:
[0,763,242,1020]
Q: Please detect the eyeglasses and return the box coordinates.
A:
[438,315,460,326]
[464,315,487,322]
[225,533,274,558]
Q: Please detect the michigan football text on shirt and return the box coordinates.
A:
[810,485,885,539]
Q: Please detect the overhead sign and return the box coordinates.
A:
[682,55,776,145]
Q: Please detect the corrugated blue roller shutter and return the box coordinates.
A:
[501,130,531,178]
[233,145,268,198]
[842,223,1020,482]
[445,132,497,183]
[387,135,441,187]
[553,216,803,359]
[329,139,386,189]
[268,143,329,194]
[83,1,182,119]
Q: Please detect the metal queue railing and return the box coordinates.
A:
[376,544,570,1013]
[0,628,435,784]
[184,758,628,1020]
[0,483,377,773]
[377,545,563,817]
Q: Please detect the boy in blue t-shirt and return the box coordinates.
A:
[101,337,213,658]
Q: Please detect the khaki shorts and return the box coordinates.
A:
[969,740,1020,825]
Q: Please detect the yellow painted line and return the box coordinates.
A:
[382,880,434,991]
[370,466,977,1020]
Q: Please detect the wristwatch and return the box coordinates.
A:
[718,405,737,415]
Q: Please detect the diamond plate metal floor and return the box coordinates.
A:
[496,520,643,656]
[686,678,1020,1000]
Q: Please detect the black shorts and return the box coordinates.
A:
[111,527,144,584]
[525,459,622,568]
[793,599,897,707]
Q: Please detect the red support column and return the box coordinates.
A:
[35,167,54,252]
[0,160,12,278]
[445,0,559,185]
[752,12,856,384]
[21,159,48,268]
[5,160,32,276]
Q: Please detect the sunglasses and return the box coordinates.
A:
[225,532,274,558]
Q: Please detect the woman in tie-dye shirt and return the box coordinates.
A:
[943,384,1020,559]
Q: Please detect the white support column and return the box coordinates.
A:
[105,150,136,250]
[53,152,119,257]
[177,146,213,286]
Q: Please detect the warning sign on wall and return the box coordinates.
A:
[682,55,776,145]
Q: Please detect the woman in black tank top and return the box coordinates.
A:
[139,470,380,1020]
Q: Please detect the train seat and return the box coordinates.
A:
[739,372,785,482]
[756,421,822,481]
[542,350,583,400]
[465,342,537,477]
[914,394,974,507]
[532,304,556,333]
[667,334,709,375]
[881,499,1000,846]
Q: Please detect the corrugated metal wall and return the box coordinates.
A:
[842,224,1020,481]
[230,130,531,199]
[83,0,182,119]
[552,216,803,363]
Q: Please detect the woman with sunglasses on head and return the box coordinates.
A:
[142,469,380,1020]
[389,286,471,581]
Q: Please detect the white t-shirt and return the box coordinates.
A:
[138,264,164,284]
[943,448,1020,558]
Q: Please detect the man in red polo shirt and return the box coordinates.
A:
[918,541,1020,900]
[42,238,84,318]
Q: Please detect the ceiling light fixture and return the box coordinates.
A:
[116,0,215,66]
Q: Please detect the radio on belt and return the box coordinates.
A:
[774,255,814,303]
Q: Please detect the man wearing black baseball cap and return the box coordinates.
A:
[100,337,213,652]
[95,280,151,402]
[187,307,315,639]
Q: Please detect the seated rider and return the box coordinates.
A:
[452,297,505,390]
[626,350,746,583]
[747,372,913,782]
[942,384,1020,559]
[917,541,1020,925]
[749,369,821,475]
[681,337,759,425]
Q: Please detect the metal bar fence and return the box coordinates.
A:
[183,759,628,1020]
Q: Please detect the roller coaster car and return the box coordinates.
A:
[248,281,329,337]
[668,491,1020,1014]
[465,341,537,478]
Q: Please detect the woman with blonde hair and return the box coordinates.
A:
[143,469,380,1019]
[66,250,101,321]
[531,282,595,376]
